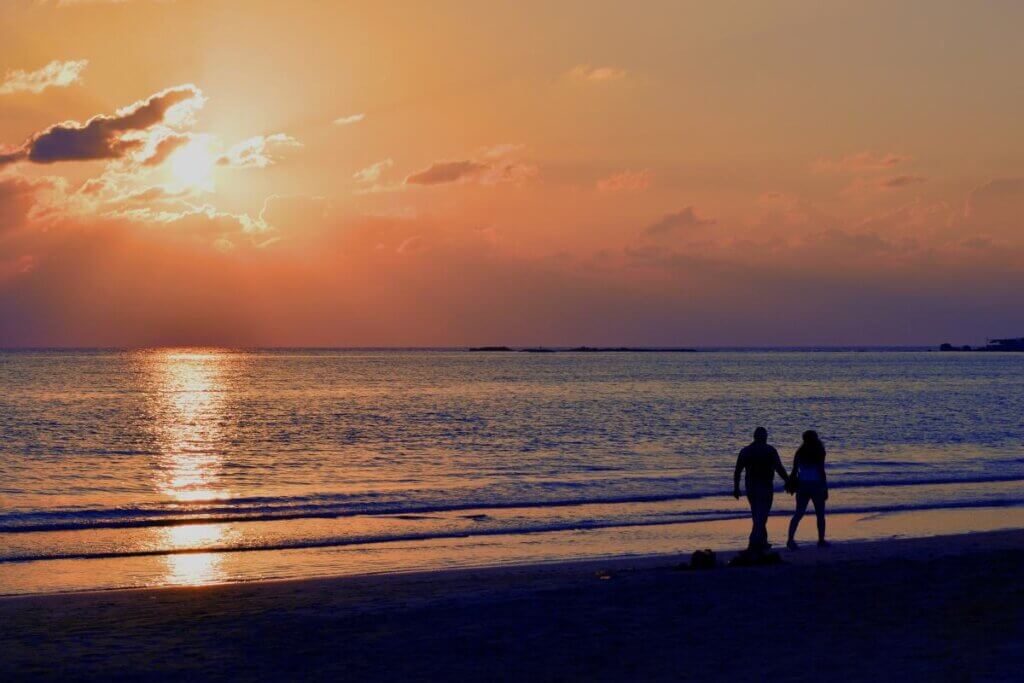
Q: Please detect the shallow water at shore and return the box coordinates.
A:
[2,348,1022,593]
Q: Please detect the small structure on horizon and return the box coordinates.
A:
[939,337,1024,352]
[983,337,1024,351]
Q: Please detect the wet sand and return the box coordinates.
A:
[2,530,1022,682]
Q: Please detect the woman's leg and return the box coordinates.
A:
[788,491,809,545]
[811,492,827,543]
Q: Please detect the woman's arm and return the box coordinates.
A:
[820,448,827,487]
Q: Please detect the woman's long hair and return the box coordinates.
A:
[798,430,825,464]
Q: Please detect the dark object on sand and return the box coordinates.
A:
[689,549,717,570]
[468,346,512,352]
[728,549,783,567]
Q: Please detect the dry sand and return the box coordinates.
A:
[1,530,1022,682]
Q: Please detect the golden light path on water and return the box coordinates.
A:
[145,350,232,586]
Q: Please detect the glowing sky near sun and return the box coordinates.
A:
[1,0,1022,346]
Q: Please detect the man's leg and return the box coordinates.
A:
[746,493,760,550]
[758,489,774,549]
[748,487,772,550]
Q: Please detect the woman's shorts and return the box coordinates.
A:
[797,480,828,504]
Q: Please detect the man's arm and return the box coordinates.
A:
[733,452,744,499]
[773,449,790,487]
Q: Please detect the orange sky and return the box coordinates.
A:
[1,0,1022,346]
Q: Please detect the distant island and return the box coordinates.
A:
[939,337,1024,352]
[467,346,698,353]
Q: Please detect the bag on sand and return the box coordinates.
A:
[728,549,783,567]
[689,549,717,570]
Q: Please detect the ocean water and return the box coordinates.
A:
[1,349,1023,593]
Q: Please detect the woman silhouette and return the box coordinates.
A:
[786,430,829,549]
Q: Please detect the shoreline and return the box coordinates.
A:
[3,526,1021,604]
[2,529,1022,681]
[4,503,1024,597]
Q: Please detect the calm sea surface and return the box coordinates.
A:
[2,349,1023,592]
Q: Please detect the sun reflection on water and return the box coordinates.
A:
[145,349,233,586]
[162,524,225,586]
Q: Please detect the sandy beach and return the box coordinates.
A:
[2,529,1021,682]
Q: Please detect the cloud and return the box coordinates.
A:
[964,178,1024,234]
[478,160,537,185]
[0,175,55,233]
[405,146,536,187]
[39,0,161,5]
[967,178,1024,215]
[406,160,490,185]
[333,113,365,126]
[646,207,715,235]
[139,132,192,167]
[354,159,393,184]
[812,151,910,173]
[597,170,652,192]
[0,148,25,167]
[216,133,301,169]
[0,59,88,96]
[0,85,204,168]
[396,235,422,254]
[842,174,928,196]
[879,175,926,189]
[567,64,627,83]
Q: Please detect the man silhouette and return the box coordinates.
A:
[733,427,789,552]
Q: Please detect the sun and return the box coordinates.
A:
[169,139,216,190]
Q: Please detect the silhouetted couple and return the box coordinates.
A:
[733,427,829,553]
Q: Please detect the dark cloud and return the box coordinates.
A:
[646,206,715,235]
[406,160,489,185]
[880,175,926,189]
[0,85,201,167]
[0,149,27,167]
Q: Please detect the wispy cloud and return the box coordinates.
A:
[0,59,88,96]
[406,145,536,187]
[842,174,927,196]
[353,159,393,184]
[39,0,162,6]
[216,133,301,169]
[646,207,715,236]
[879,175,926,189]
[406,160,488,185]
[597,170,652,192]
[333,113,365,126]
[811,151,910,173]
[138,132,191,167]
[566,64,627,83]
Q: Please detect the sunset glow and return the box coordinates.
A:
[1,1,1022,347]
[169,140,217,191]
